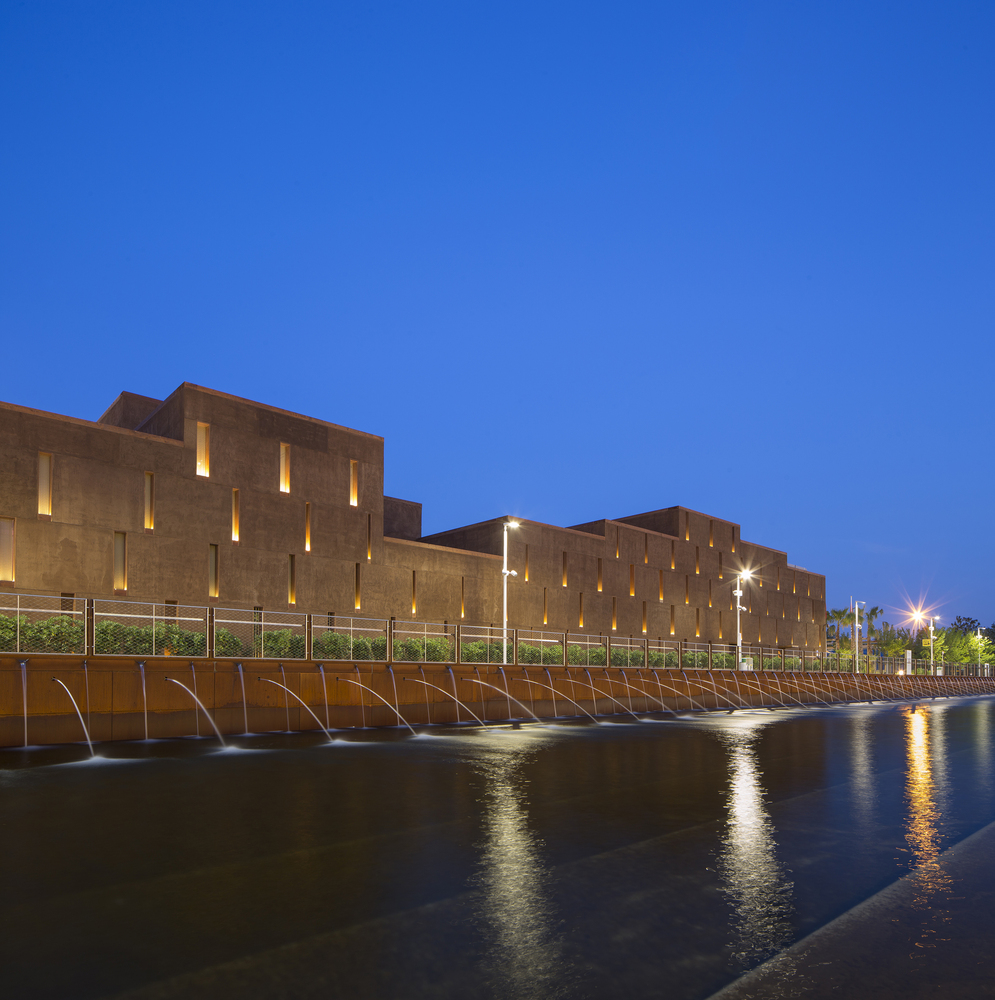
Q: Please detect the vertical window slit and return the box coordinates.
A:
[349,460,358,506]
[113,532,127,592]
[231,489,240,543]
[196,423,210,477]
[37,452,52,516]
[208,544,219,598]
[279,443,290,493]
[144,472,154,531]
[0,518,15,582]
[305,503,311,552]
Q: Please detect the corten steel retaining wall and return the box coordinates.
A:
[3,655,995,748]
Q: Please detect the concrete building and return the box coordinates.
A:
[0,383,826,648]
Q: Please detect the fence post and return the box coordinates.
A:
[455,623,461,665]
[85,598,94,656]
[387,618,394,665]
[305,613,313,660]
[708,643,712,670]
[513,628,519,667]
[207,606,215,658]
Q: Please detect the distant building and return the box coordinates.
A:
[0,383,826,647]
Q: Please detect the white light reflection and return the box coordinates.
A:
[975,700,992,796]
[850,713,875,830]
[475,743,562,999]
[713,717,795,966]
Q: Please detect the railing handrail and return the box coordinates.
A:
[0,589,989,674]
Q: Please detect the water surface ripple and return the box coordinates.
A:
[2,698,994,999]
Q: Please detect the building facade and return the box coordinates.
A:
[0,383,826,648]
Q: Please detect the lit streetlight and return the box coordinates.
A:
[852,599,865,674]
[734,569,752,670]
[502,520,519,664]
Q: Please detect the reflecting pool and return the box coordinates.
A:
[2,698,995,999]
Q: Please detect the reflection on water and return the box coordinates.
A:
[975,701,992,794]
[850,714,875,830]
[475,741,563,999]
[904,706,954,955]
[714,719,795,966]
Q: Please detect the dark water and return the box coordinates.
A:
[2,698,994,999]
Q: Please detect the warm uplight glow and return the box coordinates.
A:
[507,520,520,529]
[196,423,210,477]
[279,443,291,493]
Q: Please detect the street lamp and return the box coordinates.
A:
[978,628,983,676]
[929,617,937,675]
[852,599,865,674]
[502,520,519,664]
[734,569,752,670]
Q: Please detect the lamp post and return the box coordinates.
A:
[735,570,752,670]
[852,599,865,674]
[929,617,936,675]
[978,628,983,676]
[502,520,519,665]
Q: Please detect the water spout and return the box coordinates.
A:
[258,678,334,742]
[404,676,489,728]
[448,666,462,724]
[568,671,642,721]
[165,677,227,746]
[460,676,544,724]
[317,664,330,730]
[278,663,292,731]
[388,666,402,727]
[418,666,432,724]
[519,675,600,723]
[336,676,417,735]
[355,666,367,727]
[235,663,249,734]
[19,659,28,747]
[498,667,513,721]
[82,659,91,735]
[51,677,95,756]
[137,661,149,740]
[190,662,200,736]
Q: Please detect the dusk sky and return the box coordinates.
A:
[2,2,993,626]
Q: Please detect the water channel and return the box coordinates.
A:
[2,698,994,999]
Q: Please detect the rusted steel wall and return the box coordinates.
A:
[2,654,993,748]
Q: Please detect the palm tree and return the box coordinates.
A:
[862,605,883,638]
[827,608,850,649]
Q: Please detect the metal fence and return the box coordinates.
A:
[0,590,989,675]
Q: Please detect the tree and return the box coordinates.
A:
[877,621,912,657]
[826,608,850,648]
[862,605,883,637]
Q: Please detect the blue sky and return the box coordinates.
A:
[2,1,993,625]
